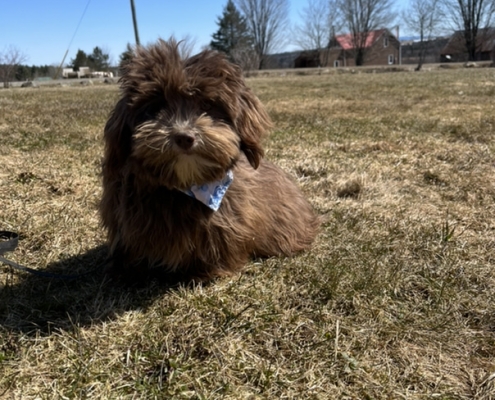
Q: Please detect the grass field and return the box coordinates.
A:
[1,68,495,399]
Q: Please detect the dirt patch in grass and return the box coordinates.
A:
[1,69,495,398]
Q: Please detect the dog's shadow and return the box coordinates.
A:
[0,245,188,335]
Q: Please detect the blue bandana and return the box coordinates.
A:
[180,170,233,211]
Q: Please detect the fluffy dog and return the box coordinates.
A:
[100,39,319,281]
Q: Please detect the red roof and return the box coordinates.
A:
[335,29,387,50]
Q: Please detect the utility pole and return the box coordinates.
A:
[396,25,401,65]
[130,0,141,46]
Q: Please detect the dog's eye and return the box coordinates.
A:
[202,102,213,112]
[201,101,229,119]
[144,109,157,119]
[137,103,162,122]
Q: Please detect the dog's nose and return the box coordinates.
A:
[173,133,196,150]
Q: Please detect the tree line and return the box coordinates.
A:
[209,0,495,70]
[1,0,494,85]
[69,46,111,71]
[0,45,113,86]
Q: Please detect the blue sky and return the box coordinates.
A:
[1,0,408,66]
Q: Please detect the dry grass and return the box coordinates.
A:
[1,68,495,399]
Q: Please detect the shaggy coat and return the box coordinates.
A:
[100,39,319,280]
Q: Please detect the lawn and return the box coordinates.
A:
[1,68,495,399]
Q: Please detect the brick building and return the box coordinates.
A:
[440,28,495,62]
[323,29,401,67]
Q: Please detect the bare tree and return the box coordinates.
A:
[335,0,396,65]
[294,0,343,67]
[294,0,332,51]
[0,45,28,88]
[402,0,444,70]
[235,0,289,69]
[231,46,260,71]
[442,0,495,61]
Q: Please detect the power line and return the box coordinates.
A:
[67,0,92,51]
[55,0,92,79]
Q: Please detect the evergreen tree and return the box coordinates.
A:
[88,46,110,71]
[210,0,253,60]
[119,43,135,68]
[69,49,89,71]
[15,65,31,81]
[69,47,110,71]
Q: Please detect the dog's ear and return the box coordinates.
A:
[235,88,273,169]
[102,97,133,180]
[184,49,272,169]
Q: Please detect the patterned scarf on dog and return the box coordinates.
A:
[181,170,234,211]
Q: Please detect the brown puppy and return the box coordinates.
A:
[100,39,319,281]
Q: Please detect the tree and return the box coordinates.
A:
[69,49,89,71]
[294,0,333,51]
[235,0,289,69]
[335,0,396,65]
[69,47,110,71]
[0,45,28,87]
[15,65,31,81]
[211,0,254,65]
[442,0,495,61]
[119,43,135,68]
[88,46,110,71]
[230,46,260,71]
[402,0,443,70]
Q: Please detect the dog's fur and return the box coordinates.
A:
[100,39,319,281]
